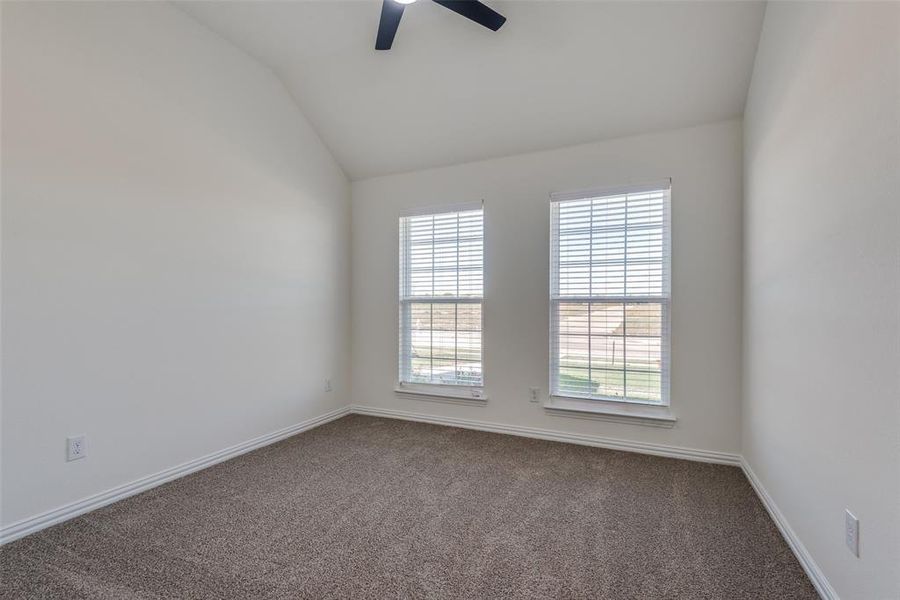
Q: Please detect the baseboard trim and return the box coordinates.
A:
[0,405,351,546]
[349,405,741,465]
[740,458,837,600]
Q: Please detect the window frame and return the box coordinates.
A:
[549,181,672,408]
[397,202,485,401]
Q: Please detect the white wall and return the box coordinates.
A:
[743,3,900,598]
[0,2,350,528]
[352,120,743,455]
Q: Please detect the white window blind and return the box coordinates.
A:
[550,183,671,405]
[399,205,483,387]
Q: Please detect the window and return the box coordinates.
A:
[399,204,483,389]
[550,183,671,406]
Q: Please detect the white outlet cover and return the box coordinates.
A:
[67,435,86,461]
[845,509,859,557]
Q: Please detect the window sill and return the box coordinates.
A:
[394,384,488,406]
[544,396,676,428]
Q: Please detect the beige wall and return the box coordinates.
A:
[352,120,743,455]
[742,2,900,598]
[1,2,351,527]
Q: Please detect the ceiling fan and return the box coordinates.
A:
[376,0,507,50]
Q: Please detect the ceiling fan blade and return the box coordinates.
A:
[375,0,405,50]
[431,0,506,31]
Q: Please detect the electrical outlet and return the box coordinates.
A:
[325,378,332,392]
[845,510,859,557]
[67,435,86,462]
[529,387,540,403]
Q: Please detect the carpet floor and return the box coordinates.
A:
[1,415,816,599]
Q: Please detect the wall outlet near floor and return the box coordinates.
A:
[845,509,859,557]
[529,387,540,403]
[67,435,87,462]
[325,378,332,392]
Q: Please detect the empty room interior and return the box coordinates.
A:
[1,1,898,598]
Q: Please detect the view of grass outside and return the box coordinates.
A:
[558,368,661,402]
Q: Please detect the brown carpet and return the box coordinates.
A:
[1,415,816,599]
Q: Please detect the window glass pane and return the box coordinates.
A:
[558,334,589,370]
[594,368,626,400]
[590,336,623,370]
[557,302,588,336]
[454,361,482,386]
[625,370,661,403]
[557,367,594,397]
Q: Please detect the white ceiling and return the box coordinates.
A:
[177,0,765,180]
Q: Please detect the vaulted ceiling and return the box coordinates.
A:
[177,1,766,180]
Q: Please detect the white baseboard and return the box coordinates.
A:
[740,458,837,600]
[0,405,351,546]
[349,404,741,465]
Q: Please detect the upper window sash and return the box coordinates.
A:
[400,206,484,300]
[550,182,671,300]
